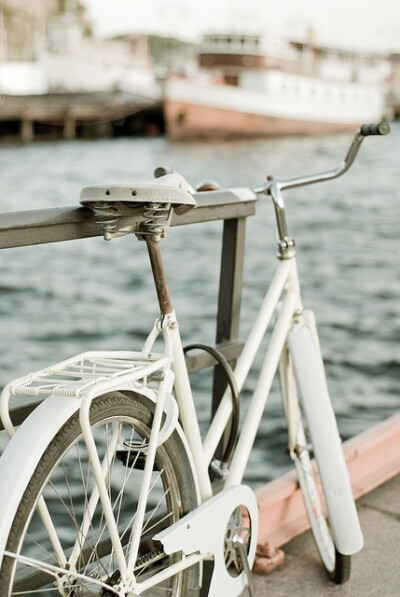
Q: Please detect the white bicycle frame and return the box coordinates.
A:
[0,251,361,593]
[0,218,359,594]
[171,257,301,498]
[3,122,387,590]
[162,250,362,585]
[136,243,362,593]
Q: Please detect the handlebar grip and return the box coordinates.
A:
[360,122,390,136]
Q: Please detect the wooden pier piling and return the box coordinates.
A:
[0,90,163,141]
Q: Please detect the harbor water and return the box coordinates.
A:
[0,124,399,486]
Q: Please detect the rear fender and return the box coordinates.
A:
[0,386,190,570]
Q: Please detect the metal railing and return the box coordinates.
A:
[0,188,257,430]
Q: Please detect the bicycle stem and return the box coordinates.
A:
[254,132,369,260]
[268,183,296,260]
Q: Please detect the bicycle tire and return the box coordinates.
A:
[281,347,351,584]
[0,391,200,596]
[292,421,351,584]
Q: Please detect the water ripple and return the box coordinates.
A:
[0,124,399,484]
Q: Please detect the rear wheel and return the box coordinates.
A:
[0,391,200,596]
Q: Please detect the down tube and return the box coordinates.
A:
[204,259,292,465]
[225,290,298,487]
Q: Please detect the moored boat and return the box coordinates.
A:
[164,33,389,140]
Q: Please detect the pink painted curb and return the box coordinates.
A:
[255,412,400,549]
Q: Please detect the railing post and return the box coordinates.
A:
[212,216,247,456]
[21,118,34,142]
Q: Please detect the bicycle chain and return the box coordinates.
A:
[97,550,167,596]
[134,547,166,571]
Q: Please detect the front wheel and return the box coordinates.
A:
[0,391,200,596]
[293,430,351,583]
[280,345,352,584]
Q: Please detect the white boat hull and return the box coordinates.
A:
[164,74,385,140]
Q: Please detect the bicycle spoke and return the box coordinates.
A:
[1,394,199,596]
[13,589,58,595]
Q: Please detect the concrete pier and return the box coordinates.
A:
[246,414,400,595]
[249,474,400,596]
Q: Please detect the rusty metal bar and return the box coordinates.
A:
[146,239,174,315]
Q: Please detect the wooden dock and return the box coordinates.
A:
[0,90,163,141]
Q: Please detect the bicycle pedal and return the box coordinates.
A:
[232,535,256,597]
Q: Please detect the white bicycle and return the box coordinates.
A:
[0,122,390,596]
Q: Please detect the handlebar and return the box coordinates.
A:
[253,121,390,195]
[250,121,390,258]
[360,122,390,136]
[155,122,390,200]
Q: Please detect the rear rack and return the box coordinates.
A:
[6,351,171,399]
[0,351,173,437]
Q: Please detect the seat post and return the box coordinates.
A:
[146,238,173,316]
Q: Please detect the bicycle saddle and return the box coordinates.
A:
[80,171,197,216]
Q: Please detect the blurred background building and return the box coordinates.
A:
[0,0,399,141]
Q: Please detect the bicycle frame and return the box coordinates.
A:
[0,123,387,593]
[166,255,302,500]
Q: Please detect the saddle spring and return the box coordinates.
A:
[136,203,173,242]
